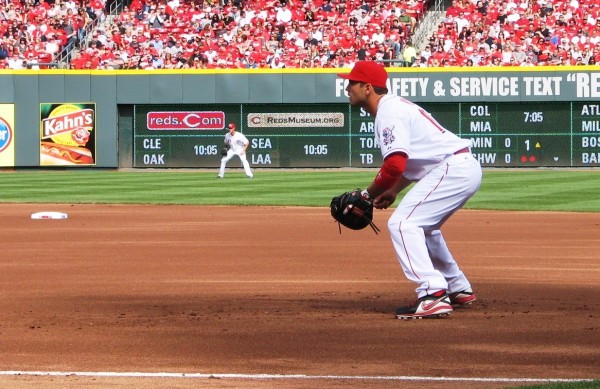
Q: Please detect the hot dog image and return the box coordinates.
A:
[40,141,94,165]
[40,104,95,166]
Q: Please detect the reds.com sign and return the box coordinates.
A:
[147,111,226,130]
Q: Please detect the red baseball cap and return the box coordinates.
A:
[227,122,236,130]
[337,61,388,89]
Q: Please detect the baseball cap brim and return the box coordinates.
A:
[337,73,362,83]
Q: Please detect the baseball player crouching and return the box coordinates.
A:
[338,61,482,319]
[218,122,253,178]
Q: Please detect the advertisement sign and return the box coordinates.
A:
[40,103,96,166]
[0,104,15,167]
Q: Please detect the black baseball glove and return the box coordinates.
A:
[330,189,380,234]
[221,144,230,156]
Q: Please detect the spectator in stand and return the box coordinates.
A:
[506,8,521,24]
[572,29,588,46]
[388,18,406,42]
[582,44,594,64]
[446,41,462,65]
[148,7,166,28]
[475,0,488,17]
[535,21,551,40]
[88,0,105,22]
[412,55,427,67]
[397,9,416,33]
[61,18,77,49]
[457,25,470,41]
[512,44,527,64]
[570,42,583,62]
[352,7,370,27]
[501,43,515,64]
[75,8,92,46]
[276,3,293,26]
[0,39,9,61]
[371,25,385,45]
[454,11,470,34]
[270,55,285,68]
[162,52,175,68]
[532,38,552,64]
[257,58,269,68]
[402,40,417,66]
[16,37,27,55]
[462,35,477,57]
[369,7,384,25]
[204,45,218,64]
[488,55,500,66]
[105,48,126,68]
[5,49,18,69]
[445,0,465,19]
[521,56,535,66]
[236,48,252,68]
[1,6,13,23]
[420,44,432,62]
[148,33,163,53]
[466,45,482,65]
[45,35,61,57]
[430,43,447,64]
[310,22,323,42]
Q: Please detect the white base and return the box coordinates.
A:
[31,212,68,220]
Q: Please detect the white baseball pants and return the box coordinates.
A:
[219,149,253,178]
[388,153,482,298]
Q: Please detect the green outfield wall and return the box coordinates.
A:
[0,67,599,169]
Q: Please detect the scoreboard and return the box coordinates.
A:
[133,102,600,168]
[421,102,600,167]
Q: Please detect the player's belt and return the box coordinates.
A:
[454,147,470,155]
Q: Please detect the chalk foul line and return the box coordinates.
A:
[0,371,594,383]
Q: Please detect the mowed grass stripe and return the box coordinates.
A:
[0,170,599,211]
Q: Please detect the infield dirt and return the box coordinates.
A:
[0,205,598,388]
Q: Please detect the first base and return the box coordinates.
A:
[31,212,68,220]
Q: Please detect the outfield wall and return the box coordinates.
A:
[0,67,599,169]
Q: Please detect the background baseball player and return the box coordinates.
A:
[338,61,482,319]
[218,122,253,179]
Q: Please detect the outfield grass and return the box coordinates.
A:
[512,381,600,389]
[0,169,599,212]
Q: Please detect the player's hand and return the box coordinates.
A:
[373,190,397,210]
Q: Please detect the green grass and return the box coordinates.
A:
[0,169,599,212]
[510,381,600,389]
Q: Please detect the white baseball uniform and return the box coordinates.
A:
[375,95,482,298]
[219,131,253,178]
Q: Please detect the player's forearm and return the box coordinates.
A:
[366,181,386,199]
[367,174,409,198]
[366,153,408,198]
[391,175,412,194]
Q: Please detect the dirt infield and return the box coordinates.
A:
[0,204,598,388]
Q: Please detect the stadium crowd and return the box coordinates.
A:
[1,0,599,69]
[421,0,600,66]
[0,0,106,68]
